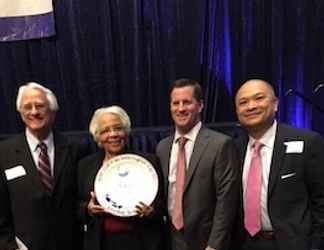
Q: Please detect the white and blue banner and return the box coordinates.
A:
[0,0,55,41]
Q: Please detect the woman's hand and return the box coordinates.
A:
[87,191,105,217]
[135,201,154,218]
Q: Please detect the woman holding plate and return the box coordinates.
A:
[77,106,166,250]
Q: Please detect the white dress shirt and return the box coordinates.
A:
[242,120,277,231]
[25,129,55,176]
[168,121,202,215]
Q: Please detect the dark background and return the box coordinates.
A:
[1,0,324,135]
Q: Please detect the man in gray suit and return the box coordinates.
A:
[156,79,239,250]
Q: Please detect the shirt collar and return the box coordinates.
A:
[25,129,54,152]
[248,120,277,150]
[174,121,202,144]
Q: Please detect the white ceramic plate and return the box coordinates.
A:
[95,154,158,217]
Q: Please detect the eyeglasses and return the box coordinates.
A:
[21,103,49,114]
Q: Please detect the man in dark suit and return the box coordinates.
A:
[0,82,83,250]
[234,79,324,250]
[156,79,239,250]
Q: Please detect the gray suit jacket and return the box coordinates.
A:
[156,126,239,250]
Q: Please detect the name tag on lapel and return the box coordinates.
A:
[5,165,26,181]
[284,141,304,153]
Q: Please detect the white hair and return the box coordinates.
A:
[89,105,131,143]
[16,82,59,112]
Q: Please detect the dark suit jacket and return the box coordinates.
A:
[235,123,324,250]
[156,126,239,250]
[0,132,84,250]
[77,150,166,250]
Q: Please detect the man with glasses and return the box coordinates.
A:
[0,82,84,250]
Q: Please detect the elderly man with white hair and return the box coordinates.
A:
[0,82,84,250]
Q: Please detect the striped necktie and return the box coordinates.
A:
[37,142,53,192]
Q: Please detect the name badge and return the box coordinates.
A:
[5,165,26,181]
[284,141,304,153]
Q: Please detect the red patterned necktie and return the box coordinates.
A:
[172,136,188,230]
[37,142,53,192]
[244,141,263,236]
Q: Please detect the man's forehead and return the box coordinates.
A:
[236,81,274,99]
[237,89,268,99]
[23,88,46,97]
[21,89,48,104]
[171,87,195,98]
[171,86,194,94]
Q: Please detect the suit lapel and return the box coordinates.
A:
[184,128,209,191]
[160,136,174,195]
[52,133,69,189]
[237,135,249,175]
[15,134,46,194]
[268,124,287,198]
[237,135,248,221]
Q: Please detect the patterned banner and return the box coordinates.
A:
[0,0,55,41]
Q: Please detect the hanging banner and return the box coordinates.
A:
[0,0,55,41]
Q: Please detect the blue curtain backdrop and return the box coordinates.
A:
[0,0,324,134]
